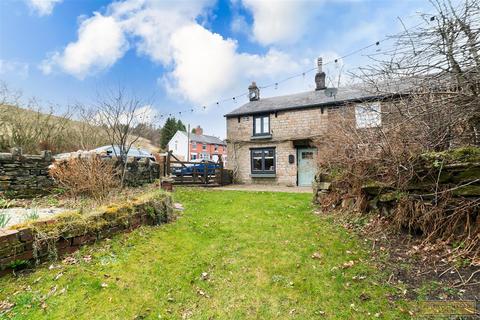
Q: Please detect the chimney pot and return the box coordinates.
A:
[248,81,260,101]
[194,125,203,135]
[315,57,326,91]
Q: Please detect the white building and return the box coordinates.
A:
[167,126,227,162]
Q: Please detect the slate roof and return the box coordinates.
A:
[180,131,226,145]
[224,86,386,117]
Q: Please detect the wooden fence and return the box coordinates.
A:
[163,151,231,186]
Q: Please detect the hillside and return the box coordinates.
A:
[0,105,160,154]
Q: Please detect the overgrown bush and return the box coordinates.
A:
[314,1,479,260]
[49,157,120,200]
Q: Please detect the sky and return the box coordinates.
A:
[0,0,435,138]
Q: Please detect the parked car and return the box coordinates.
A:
[92,145,156,162]
[173,160,219,176]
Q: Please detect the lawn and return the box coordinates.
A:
[0,188,408,319]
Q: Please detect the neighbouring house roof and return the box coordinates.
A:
[178,131,226,146]
[224,86,390,118]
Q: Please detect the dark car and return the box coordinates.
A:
[173,161,219,176]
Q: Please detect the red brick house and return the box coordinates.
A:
[168,126,227,162]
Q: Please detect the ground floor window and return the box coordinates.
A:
[250,148,275,174]
[190,153,197,160]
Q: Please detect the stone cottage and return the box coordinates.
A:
[224,58,386,187]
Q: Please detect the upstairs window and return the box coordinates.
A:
[251,148,275,174]
[202,143,207,150]
[253,114,270,136]
[214,144,218,151]
[192,141,197,149]
[355,103,381,128]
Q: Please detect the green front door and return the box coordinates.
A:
[297,148,317,187]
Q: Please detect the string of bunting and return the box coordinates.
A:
[154,16,434,121]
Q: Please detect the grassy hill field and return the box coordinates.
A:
[0,105,159,154]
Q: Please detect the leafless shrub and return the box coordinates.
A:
[0,81,110,153]
[49,156,120,200]
[84,86,152,188]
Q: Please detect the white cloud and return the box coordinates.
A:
[94,104,158,126]
[163,23,304,104]
[110,0,212,64]
[241,0,323,45]
[41,12,128,79]
[27,0,62,16]
[40,0,308,104]
[0,59,29,78]
[131,105,158,124]
[230,14,249,35]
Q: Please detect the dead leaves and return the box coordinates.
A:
[0,301,15,313]
[311,252,323,260]
[200,272,209,281]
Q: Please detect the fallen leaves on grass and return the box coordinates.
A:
[200,272,209,281]
[342,260,355,269]
[62,256,77,265]
[53,272,63,281]
[196,287,210,298]
[311,252,323,260]
[0,301,15,313]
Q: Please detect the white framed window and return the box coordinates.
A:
[192,141,197,148]
[202,143,207,150]
[355,103,381,128]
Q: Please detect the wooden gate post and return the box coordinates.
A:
[204,161,208,184]
[218,155,224,186]
[166,151,171,177]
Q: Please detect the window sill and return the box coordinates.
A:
[251,134,272,140]
[251,173,276,178]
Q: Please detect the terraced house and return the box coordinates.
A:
[225,58,384,187]
[168,126,227,162]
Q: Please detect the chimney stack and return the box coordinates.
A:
[315,57,326,91]
[194,125,203,135]
[248,81,260,101]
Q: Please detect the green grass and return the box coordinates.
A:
[0,188,409,319]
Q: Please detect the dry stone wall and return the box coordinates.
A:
[0,148,54,197]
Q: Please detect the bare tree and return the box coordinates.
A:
[90,87,150,188]
[353,0,479,148]
[314,0,480,261]
[0,81,75,153]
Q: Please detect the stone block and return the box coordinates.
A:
[17,228,33,242]
[0,243,24,258]
[0,230,19,245]
[72,234,96,246]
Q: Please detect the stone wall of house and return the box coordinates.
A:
[0,191,174,275]
[0,148,54,197]
[226,106,349,185]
